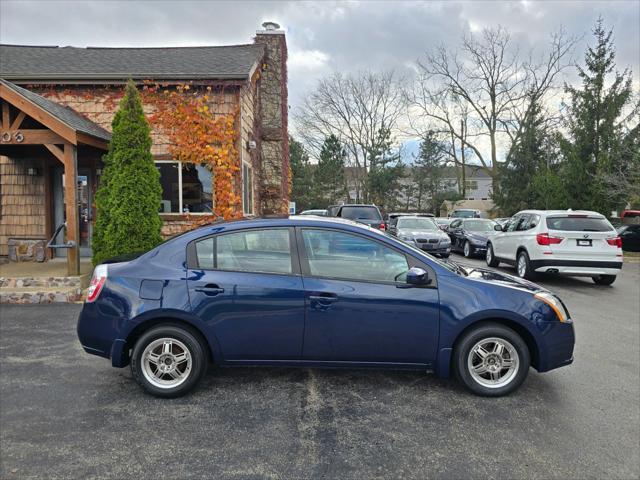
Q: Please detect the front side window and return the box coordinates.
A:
[195,229,292,274]
[156,161,213,214]
[301,229,409,283]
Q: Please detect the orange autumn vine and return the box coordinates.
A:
[141,83,242,224]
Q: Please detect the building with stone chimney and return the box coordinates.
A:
[0,23,289,274]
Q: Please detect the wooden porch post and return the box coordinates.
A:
[63,143,80,276]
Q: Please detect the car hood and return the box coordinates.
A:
[462,264,545,294]
[398,229,448,239]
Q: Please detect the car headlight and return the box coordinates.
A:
[400,236,414,242]
[534,292,570,322]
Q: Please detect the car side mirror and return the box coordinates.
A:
[494,224,503,231]
[406,267,431,286]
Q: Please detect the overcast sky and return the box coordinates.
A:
[1,0,638,155]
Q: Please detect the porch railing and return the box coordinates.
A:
[46,223,76,249]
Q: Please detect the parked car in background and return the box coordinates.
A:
[435,217,454,231]
[78,216,575,398]
[386,212,435,234]
[448,218,499,258]
[300,209,327,216]
[486,210,623,285]
[450,209,482,219]
[392,216,451,257]
[621,210,640,223]
[617,224,640,252]
[326,205,342,217]
[334,204,386,230]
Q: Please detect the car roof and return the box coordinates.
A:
[517,209,605,217]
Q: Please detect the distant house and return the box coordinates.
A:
[0,22,289,274]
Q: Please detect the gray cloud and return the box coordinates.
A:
[1,0,638,114]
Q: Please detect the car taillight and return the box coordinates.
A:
[86,264,108,303]
[606,236,622,248]
[536,233,563,245]
[379,223,386,231]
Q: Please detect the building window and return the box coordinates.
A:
[242,162,254,215]
[155,160,213,214]
[465,180,478,191]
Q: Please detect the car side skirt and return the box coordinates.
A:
[222,359,433,370]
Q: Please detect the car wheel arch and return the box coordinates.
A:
[124,314,217,366]
[449,317,540,371]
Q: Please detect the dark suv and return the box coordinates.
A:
[334,204,385,230]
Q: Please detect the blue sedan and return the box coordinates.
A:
[77,216,575,398]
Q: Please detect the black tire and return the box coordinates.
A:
[592,274,616,286]
[131,324,208,398]
[486,243,499,267]
[516,250,536,280]
[453,322,530,397]
[463,240,474,258]
[441,252,450,259]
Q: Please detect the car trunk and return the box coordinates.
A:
[546,215,619,260]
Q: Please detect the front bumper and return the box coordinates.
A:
[536,320,575,372]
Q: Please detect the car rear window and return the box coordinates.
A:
[546,216,614,232]
[340,207,382,221]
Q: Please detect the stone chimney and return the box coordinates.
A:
[254,22,289,215]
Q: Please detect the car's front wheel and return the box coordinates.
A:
[454,323,530,396]
[131,324,208,398]
[486,243,499,267]
[592,274,616,286]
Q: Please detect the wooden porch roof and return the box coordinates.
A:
[0,79,111,150]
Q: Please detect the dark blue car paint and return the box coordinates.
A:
[77,217,575,377]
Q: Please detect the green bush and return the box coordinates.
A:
[92,80,163,265]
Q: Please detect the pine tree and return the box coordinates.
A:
[289,136,316,212]
[560,19,636,215]
[414,132,454,214]
[495,97,564,214]
[314,135,347,205]
[92,80,163,265]
[366,127,404,210]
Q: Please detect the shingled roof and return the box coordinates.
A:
[0,79,111,142]
[0,44,265,81]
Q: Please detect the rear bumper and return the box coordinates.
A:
[531,259,622,276]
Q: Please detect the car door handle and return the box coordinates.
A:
[308,293,338,310]
[195,284,225,296]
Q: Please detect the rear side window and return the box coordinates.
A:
[546,216,614,232]
[339,207,382,221]
[195,229,293,274]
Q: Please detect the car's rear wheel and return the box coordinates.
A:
[131,324,208,398]
[454,323,530,397]
[463,241,473,258]
[516,250,535,280]
[486,243,499,267]
[441,252,450,258]
[592,274,616,286]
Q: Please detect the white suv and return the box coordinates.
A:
[486,210,623,285]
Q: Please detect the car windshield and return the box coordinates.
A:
[397,217,438,230]
[464,220,495,231]
[340,206,382,220]
[546,216,614,232]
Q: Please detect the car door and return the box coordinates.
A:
[493,214,524,260]
[186,227,306,361]
[297,228,440,365]
[448,219,463,251]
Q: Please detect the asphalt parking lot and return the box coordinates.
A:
[1,256,639,479]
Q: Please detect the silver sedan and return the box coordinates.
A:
[394,216,451,258]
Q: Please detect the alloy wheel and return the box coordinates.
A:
[141,338,192,389]
[467,337,520,388]
[517,255,527,277]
